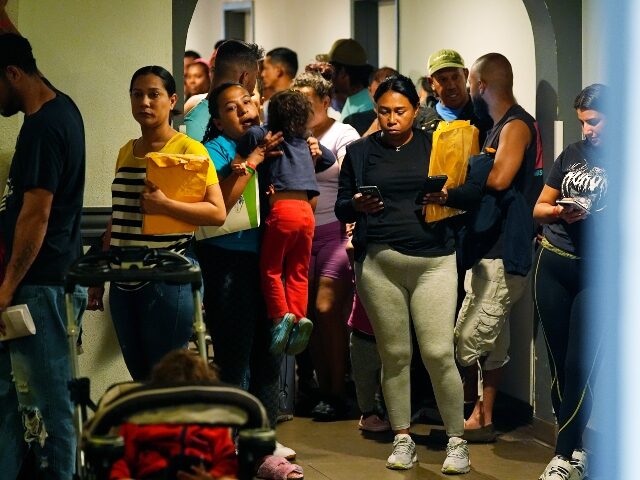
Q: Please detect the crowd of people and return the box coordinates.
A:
[0,2,607,478]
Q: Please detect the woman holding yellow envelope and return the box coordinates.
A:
[88,66,226,381]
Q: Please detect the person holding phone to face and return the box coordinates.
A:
[335,75,469,474]
[532,84,608,480]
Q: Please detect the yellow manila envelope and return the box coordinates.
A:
[143,153,209,234]
[425,120,479,223]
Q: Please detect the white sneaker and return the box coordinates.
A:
[539,455,573,480]
[273,441,296,460]
[569,449,588,480]
[386,434,417,470]
[442,436,470,474]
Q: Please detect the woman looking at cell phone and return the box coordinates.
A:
[532,84,608,480]
[335,74,469,475]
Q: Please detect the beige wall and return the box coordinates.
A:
[11,0,173,208]
[583,0,605,86]
[254,0,351,68]
[186,0,222,60]
[186,0,352,74]
[0,0,175,398]
[378,0,397,68]
[398,0,536,116]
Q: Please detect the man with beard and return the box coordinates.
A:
[0,31,87,478]
[416,49,492,143]
[454,53,540,443]
[184,39,264,142]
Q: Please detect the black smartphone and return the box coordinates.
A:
[358,185,383,202]
[415,175,448,204]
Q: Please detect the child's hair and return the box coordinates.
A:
[267,89,312,139]
[292,72,332,99]
[202,81,245,143]
[150,349,219,384]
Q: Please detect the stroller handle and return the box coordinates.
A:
[64,247,202,292]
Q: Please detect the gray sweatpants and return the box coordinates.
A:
[355,244,464,436]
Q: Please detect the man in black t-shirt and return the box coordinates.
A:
[454,53,540,442]
[0,32,86,478]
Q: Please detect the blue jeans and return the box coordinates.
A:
[0,284,87,479]
[109,281,194,381]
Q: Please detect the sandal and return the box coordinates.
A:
[462,423,497,443]
[257,455,304,479]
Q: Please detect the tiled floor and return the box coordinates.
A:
[276,417,553,479]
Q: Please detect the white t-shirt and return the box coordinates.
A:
[315,121,360,226]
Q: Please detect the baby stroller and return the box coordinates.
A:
[64,247,275,480]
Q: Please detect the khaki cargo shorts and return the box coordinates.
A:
[455,258,529,371]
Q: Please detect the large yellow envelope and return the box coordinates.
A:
[425,120,479,223]
[143,153,209,235]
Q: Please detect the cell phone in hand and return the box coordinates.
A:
[415,175,448,204]
[557,197,590,214]
[358,185,383,202]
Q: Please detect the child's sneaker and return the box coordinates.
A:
[284,317,313,355]
[441,437,470,474]
[539,455,573,480]
[358,414,390,432]
[269,313,295,355]
[386,434,417,470]
[569,449,587,480]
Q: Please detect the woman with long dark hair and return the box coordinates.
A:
[533,84,608,480]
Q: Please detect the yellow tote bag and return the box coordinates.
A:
[143,153,210,234]
[425,120,480,223]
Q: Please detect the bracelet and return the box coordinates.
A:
[245,165,256,175]
[246,161,257,170]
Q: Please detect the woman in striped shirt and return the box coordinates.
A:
[89,66,225,381]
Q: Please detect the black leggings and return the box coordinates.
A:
[533,246,603,457]
[195,242,282,429]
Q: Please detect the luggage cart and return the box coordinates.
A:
[64,247,275,479]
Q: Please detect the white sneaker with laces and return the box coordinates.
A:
[273,441,296,460]
[441,436,470,474]
[539,455,573,480]
[386,434,417,470]
[569,449,588,480]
